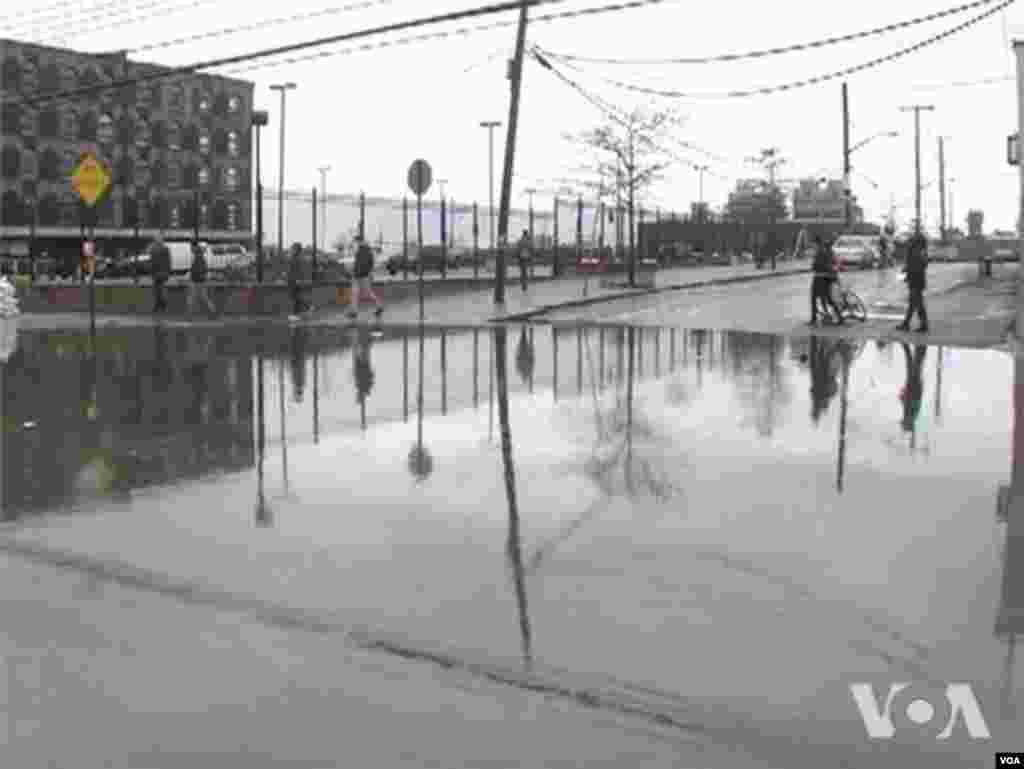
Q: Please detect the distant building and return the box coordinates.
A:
[791,178,863,225]
[0,38,254,261]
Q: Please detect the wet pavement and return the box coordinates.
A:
[1,320,1022,767]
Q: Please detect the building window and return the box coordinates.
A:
[167,122,182,151]
[38,194,60,227]
[198,166,210,187]
[40,148,61,181]
[1,191,23,227]
[1,57,22,91]
[39,62,60,95]
[39,106,60,139]
[198,131,210,155]
[212,199,228,229]
[151,120,167,149]
[151,161,166,188]
[22,150,37,179]
[213,92,229,117]
[78,111,98,142]
[80,67,101,88]
[61,109,77,142]
[135,119,151,150]
[1,103,22,136]
[62,150,77,177]
[167,161,181,189]
[134,163,148,189]
[199,202,210,227]
[228,94,242,113]
[60,66,78,94]
[182,124,198,151]
[222,166,239,192]
[1,146,20,179]
[167,83,185,113]
[169,203,181,229]
[183,163,198,189]
[117,114,135,145]
[122,195,138,228]
[97,113,115,145]
[198,92,211,114]
[116,156,134,186]
[226,201,241,230]
[227,130,241,158]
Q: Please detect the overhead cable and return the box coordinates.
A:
[42,0,222,45]
[538,0,998,64]
[127,0,397,54]
[214,0,676,77]
[9,0,570,108]
[537,0,1015,99]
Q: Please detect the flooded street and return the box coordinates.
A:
[1,322,1021,767]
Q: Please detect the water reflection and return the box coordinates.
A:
[255,354,271,527]
[407,323,433,482]
[352,327,375,432]
[901,343,927,447]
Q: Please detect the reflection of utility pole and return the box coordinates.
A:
[255,356,271,527]
[279,358,289,497]
[935,345,943,423]
[313,348,320,445]
[494,326,533,670]
[836,345,851,493]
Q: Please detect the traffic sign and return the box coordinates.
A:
[407,159,432,196]
[71,152,112,207]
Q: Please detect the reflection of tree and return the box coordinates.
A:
[494,326,533,670]
[582,326,684,501]
[728,331,794,436]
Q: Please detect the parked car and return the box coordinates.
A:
[386,244,461,275]
[95,252,150,278]
[832,234,880,270]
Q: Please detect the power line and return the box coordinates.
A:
[538,0,1015,99]
[8,0,569,108]
[42,0,222,46]
[213,0,676,78]
[5,0,189,38]
[909,73,1013,90]
[127,0,396,54]
[538,0,998,65]
[2,0,132,32]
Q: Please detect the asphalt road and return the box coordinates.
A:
[544,262,1017,347]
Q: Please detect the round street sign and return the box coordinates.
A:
[407,159,432,196]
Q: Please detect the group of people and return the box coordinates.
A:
[807,229,929,333]
[147,234,386,321]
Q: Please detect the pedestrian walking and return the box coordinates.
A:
[808,235,843,326]
[287,243,308,320]
[187,241,217,318]
[897,230,929,333]
[149,236,171,314]
[516,229,532,291]
[347,235,384,320]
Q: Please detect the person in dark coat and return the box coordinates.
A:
[809,235,843,325]
[149,236,171,313]
[188,241,216,317]
[897,230,929,333]
[347,236,383,319]
[516,229,533,292]
[287,243,306,317]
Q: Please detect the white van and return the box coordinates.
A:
[165,241,198,275]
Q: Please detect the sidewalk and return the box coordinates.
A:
[320,261,809,326]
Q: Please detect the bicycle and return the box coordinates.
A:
[824,275,868,323]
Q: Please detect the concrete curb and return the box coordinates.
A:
[490,267,811,323]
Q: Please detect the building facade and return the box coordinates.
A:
[0,38,253,261]
[791,178,863,225]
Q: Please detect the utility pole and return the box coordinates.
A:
[317,164,330,252]
[899,104,935,233]
[695,164,708,217]
[938,137,947,243]
[270,82,297,258]
[842,82,851,231]
[494,0,530,305]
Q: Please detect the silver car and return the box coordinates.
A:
[832,235,880,270]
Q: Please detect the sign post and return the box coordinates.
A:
[407,159,433,320]
[71,151,111,335]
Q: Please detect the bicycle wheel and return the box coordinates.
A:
[846,291,868,322]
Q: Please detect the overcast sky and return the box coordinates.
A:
[3,0,1024,231]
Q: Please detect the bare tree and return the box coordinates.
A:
[562,105,680,285]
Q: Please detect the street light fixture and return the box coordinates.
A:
[850,130,899,155]
[269,82,297,260]
[480,120,501,256]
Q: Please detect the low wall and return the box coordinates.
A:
[15,275,557,316]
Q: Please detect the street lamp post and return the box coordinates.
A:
[480,120,501,260]
[251,110,269,283]
[317,164,330,252]
[269,82,296,261]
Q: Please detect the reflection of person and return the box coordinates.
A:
[897,230,929,333]
[290,326,308,403]
[515,326,535,385]
[353,327,375,408]
[287,243,307,318]
[149,236,171,313]
[900,343,927,433]
[808,335,839,424]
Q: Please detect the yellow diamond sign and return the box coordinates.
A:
[71,152,112,207]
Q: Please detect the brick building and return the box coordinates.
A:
[0,38,254,264]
